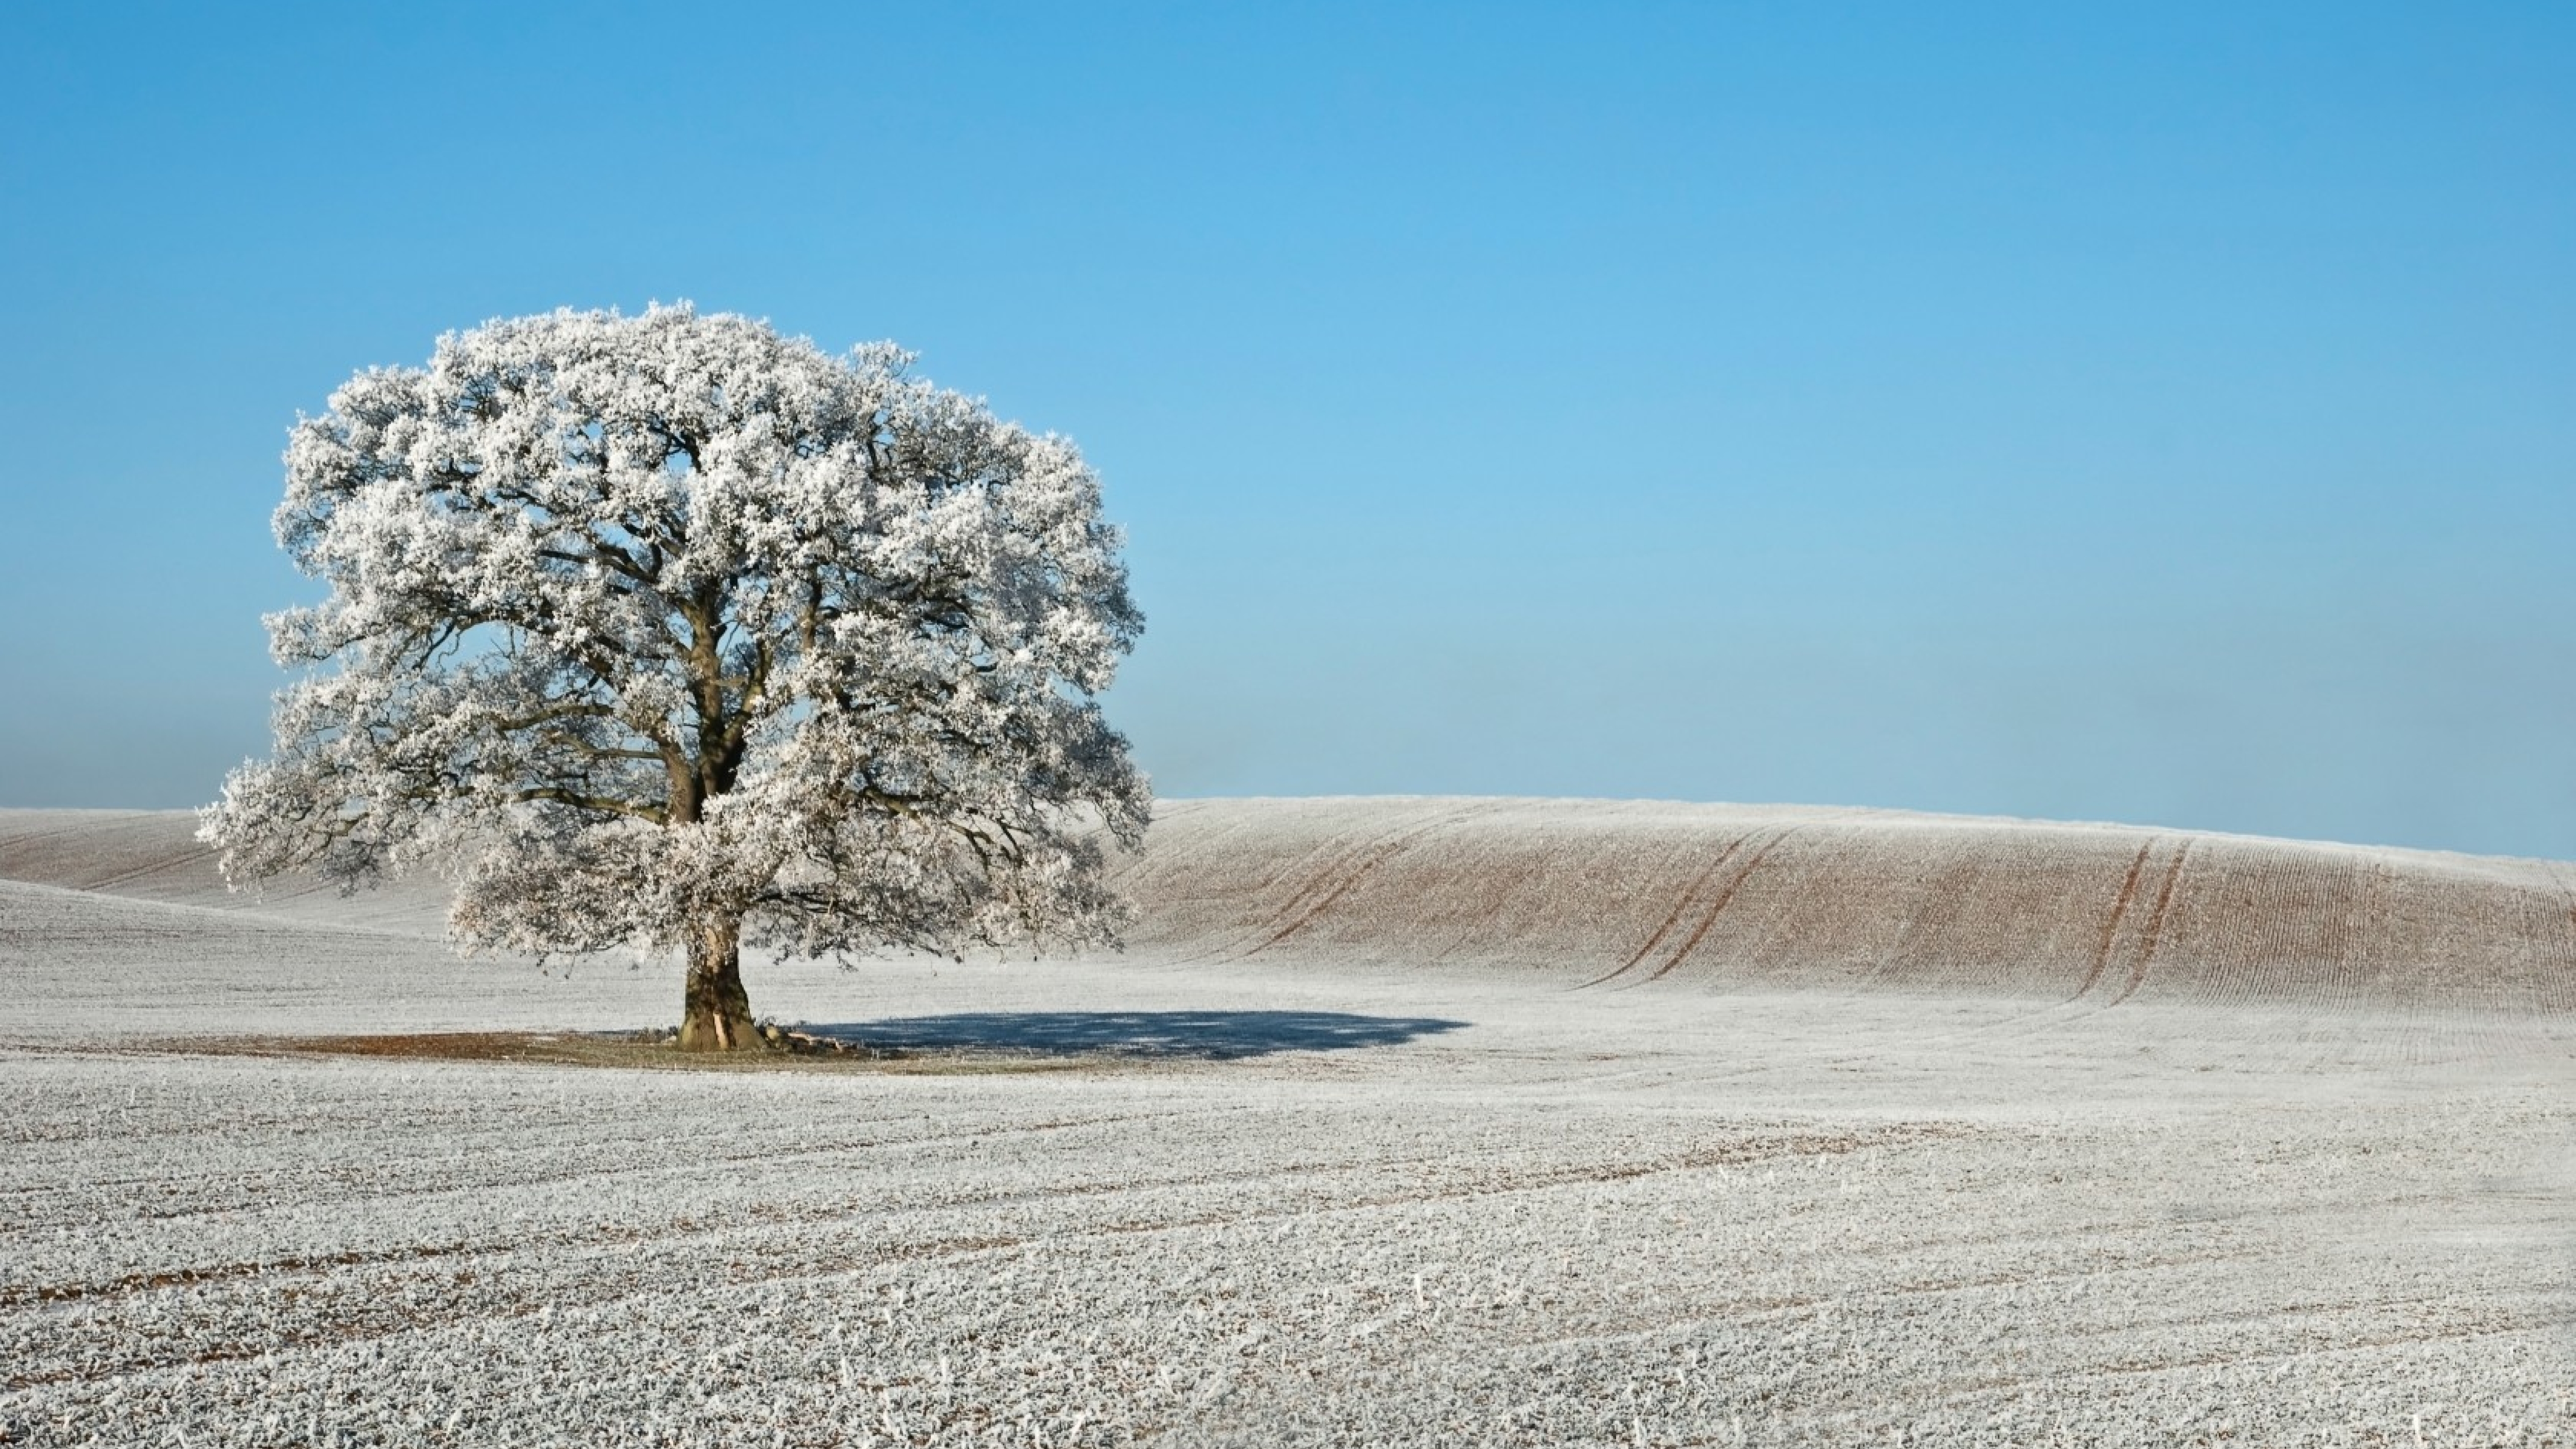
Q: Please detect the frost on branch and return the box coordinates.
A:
[200,305,1149,1046]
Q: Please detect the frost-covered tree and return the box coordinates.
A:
[203,305,1149,1050]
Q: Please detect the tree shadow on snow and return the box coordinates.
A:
[799,1010,1469,1061]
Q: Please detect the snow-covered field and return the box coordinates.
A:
[4,802,2572,1445]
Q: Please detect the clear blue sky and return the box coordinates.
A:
[3,2,2570,858]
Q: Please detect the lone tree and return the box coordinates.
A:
[203,305,1149,1050]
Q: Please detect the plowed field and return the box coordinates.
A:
[2,801,2570,1445]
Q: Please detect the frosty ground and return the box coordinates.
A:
[3,802,2571,1445]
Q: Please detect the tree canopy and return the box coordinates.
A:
[202,305,1149,1048]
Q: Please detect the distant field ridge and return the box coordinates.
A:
[4,797,2569,1013]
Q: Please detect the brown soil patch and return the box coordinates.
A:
[145,1030,1127,1076]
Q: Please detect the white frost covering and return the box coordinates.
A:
[4,998,2571,1445]
[201,305,1147,970]
[4,812,2573,1442]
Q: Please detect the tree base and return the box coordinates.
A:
[677,915,760,1052]
[674,1008,765,1052]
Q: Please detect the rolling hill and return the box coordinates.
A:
[6,797,2568,1013]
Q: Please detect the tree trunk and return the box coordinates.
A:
[676,913,760,1052]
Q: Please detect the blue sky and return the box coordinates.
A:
[3,2,2570,857]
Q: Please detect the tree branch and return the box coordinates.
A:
[508,786,666,824]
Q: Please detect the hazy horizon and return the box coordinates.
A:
[3,3,2569,859]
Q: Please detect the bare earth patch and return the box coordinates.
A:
[140,1030,1133,1076]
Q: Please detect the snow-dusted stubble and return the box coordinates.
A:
[202,304,1149,967]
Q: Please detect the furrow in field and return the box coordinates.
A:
[2072,840,2155,1003]
[1640,829,1796,984]
[1237,801,1508,958]
[2108,840,2193,1007]
[1579,836,1747,988]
